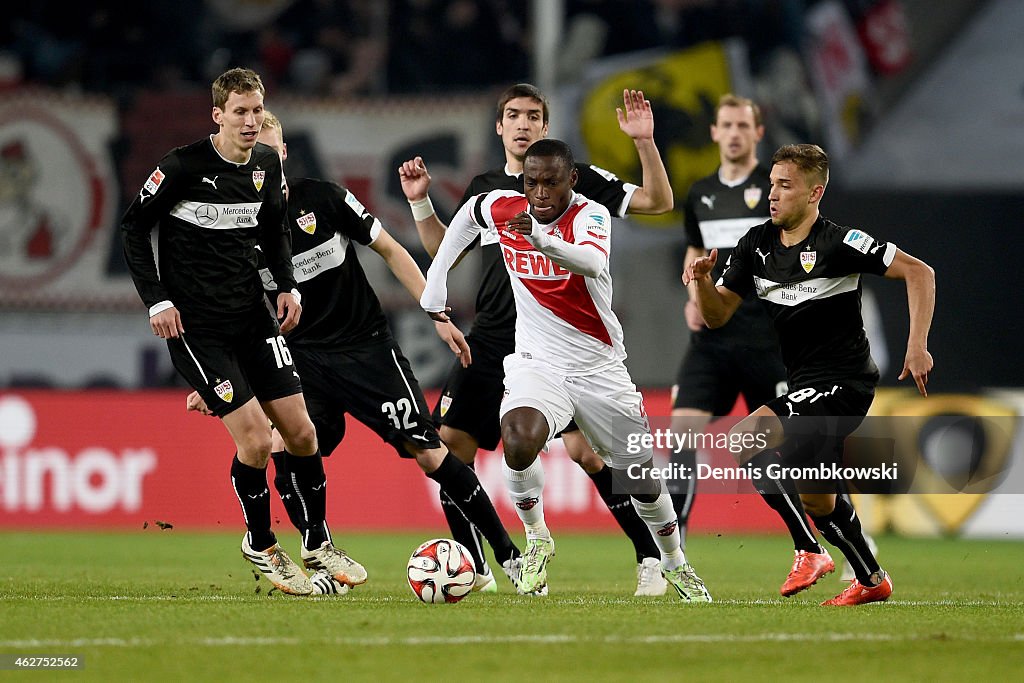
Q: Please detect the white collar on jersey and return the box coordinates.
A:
[504,162,522,178]
[209,134,252,167]
[717,167,752,188]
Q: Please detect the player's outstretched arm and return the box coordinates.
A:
[399,156,448,258]
[421,198,483,322]
[371,228,429,302]
[884,248,936,396]
[617,89,673,215]
[683,249,742,328]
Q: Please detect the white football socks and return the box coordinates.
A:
[631,493,686,571]
[503,455,549,540]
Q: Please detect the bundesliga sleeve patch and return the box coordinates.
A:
[843,229,875,254]
[143,167,165,195]
[344,191,367,217]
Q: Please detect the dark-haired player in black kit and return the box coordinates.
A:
[671,94,788,549]
[191,112,523,594]
[399,85,675,596]
[686,143,935,605]
[122,68,322,596]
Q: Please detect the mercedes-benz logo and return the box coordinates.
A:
[195,204,218,226]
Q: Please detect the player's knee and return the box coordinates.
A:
[730,413,784,464]
[413,446,446,473]
[567,442,604,474]
[281,418,318,456]
[630,491,659,504]
[626,466,664,500]
[801,493,836,517]
[236,430,274,467]
[439,426,478,464]
[270,428,285,453]
[501,426,545,469]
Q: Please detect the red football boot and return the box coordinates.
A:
[822,572,894,606]
[780,549,835,596]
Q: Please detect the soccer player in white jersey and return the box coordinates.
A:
[422,139,711,601]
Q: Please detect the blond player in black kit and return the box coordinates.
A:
[122,68,322,596]
[686,143,935,605]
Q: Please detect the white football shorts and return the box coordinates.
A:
[499,352,655,468]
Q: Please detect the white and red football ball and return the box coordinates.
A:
[407,538,476,604]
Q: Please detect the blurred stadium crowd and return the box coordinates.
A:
[0,0,905,98]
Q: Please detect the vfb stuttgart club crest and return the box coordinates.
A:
[296,211,316,234]
[800,250,817,273]
[252,170,265,191]
[743,185,762,209]
[214,379,234,403]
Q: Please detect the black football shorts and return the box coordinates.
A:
[167,309,302,418]
[292,339,441,458]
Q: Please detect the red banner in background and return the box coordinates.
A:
[0,390,778,533]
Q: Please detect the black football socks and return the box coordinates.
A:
[427,452,519,564]
[589,465,662,561]
[271,450,328,551]
[231,454,275,551]
[810,495,881,584]
[747,448,823,554]
[439,484,491,574]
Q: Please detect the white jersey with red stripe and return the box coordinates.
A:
[423,189,624,375]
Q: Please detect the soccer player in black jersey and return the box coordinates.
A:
[675,96,877,585]
[671,94,787,548]
[122,68,321,596]
[685,143,935,605]
[191,111,523,594]
[399,85,675,596]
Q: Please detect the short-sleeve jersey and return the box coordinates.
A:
[683,165,775,345]
[456,190,623,374]
[259,177,389,349]
[718,216,897,388]
[457,163,636,350]
[121,137,292,326]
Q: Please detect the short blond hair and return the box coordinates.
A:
[262,109,283,138]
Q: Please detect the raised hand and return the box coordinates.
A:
[616,89,654,141]
[398,156,432,201]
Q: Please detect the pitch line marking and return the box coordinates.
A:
[2,632,1023,649]
[1,595,1013,608]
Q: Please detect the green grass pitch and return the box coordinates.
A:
[2,530,1023,680]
